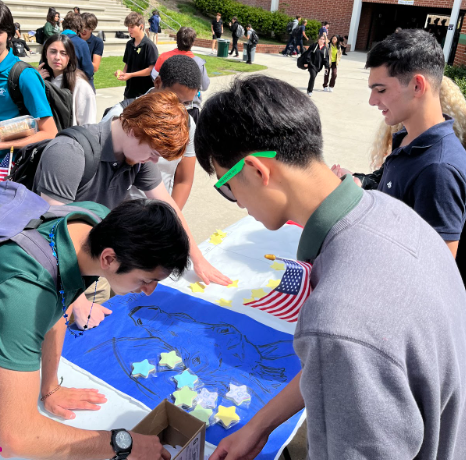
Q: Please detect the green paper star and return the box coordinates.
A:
[159,350,183,369]
[190,406,213,425]
[173,386,198,408]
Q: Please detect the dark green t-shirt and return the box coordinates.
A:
[0,201,109,372]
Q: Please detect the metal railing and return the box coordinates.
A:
[116,0,181,34]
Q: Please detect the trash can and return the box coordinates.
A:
[217,39,230,58]
[242,47,256,63]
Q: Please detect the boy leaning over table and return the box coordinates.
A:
[0,198,188,460]
[194,75,466,460]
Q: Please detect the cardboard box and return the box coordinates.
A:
[132,400,205,460]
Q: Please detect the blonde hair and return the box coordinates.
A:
[369,76,466,170]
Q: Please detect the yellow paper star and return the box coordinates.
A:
[216,298,232,307]
[215,405,240,428]
[209,234,224,245]
[243,297,255,304]
[214,229,227,238]
[189,282,206,293]
[251,288,267,299]
[227,280,239,288]
[266,279,281,289]
[270,261,285,271]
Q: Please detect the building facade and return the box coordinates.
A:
[238,0,466,66]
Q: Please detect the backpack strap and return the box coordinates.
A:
[57,126,102,188]
[10,230,58,284]
[7,61,32,116]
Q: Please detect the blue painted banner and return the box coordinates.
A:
[63,284,304,459]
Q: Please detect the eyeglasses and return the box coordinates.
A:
[214,151,277,202]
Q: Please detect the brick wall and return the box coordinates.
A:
[276,0,355,37]
[453,18,466,66]
[235,0,272,9]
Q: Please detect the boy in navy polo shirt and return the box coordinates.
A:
[0,2,57,162]
[80,13,104,74]
[333,29,466,285]
[61,12,94,88]
[116,12,158,99]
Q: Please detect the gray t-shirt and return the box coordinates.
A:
[295,191,466,459]
[33,120,162,209]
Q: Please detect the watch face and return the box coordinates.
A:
[115,431,132,450]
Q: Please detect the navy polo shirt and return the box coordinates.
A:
[378,117,466,241]
[86,34,104,60]
[62,30,94,89]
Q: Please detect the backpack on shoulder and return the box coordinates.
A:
[8,61,73,132]
[11,39,27,57]
[297,45,315,70]
[236,24,245,38]
[250,30,259,46]
[35,27,45,45]
[0,181,101,287]
[293,26,302,39]
[7,125,102,191]
[286,21,294,35]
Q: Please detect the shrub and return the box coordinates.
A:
[194,0,320,41]
[444,65,466,98]
[123,0,148,14]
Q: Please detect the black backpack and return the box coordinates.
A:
[11,39,27,57]
[297,44,315,70]
[286,21,294,35]
[250,30,259,46]
[293,26,303,38]
[8,61,73,132]
[7,126,102,191]
[35,27,45,45]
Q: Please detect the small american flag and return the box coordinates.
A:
[0,151,13,182]
[245,257,313,322]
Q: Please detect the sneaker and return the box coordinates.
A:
[235,54,239,57]
[323,87,329,92]
[246,61,252,65]
[210,51,215,54]
[307,92,312,97]
[329,87,334,92]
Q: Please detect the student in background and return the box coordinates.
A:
[210,12,223,54]
[304,35,329,96]
[61,12,94,87]
[12,22,34,56]
[148,9,160,45]
[38,34,96,125]
[245,24,257,65]
[0,2,57,162]
[283,15,301,56]
[323,34,342,92]
[80,13,104,73]
[228,17,240,57]
[73,6,80,14]
[150,26,210,123]
[318,21,329,41]
[116,12,158,99]
[291,19,308,57]
[44,9,61,40]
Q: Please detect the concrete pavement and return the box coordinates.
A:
[95,46,380,245]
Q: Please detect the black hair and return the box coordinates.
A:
[322,21,329,26]
[159,55,201,90]
[152,9,159,15]
[176,26,196,51]
[366,28,444,90]
[0,2,15,44]
[87,199,190,277]
[329,34,340,49]
[74,6,80,13]
[194,75,323,175]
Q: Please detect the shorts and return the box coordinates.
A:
[212,32,222,39]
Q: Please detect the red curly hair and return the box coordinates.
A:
[120,90,189,161]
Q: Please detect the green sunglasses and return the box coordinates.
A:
[214,151,277,202]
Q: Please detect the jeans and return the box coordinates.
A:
[230,35,239,55]
[307,67,318,93]
[323,62,338,88]
[292,38,304,55]
[246,43,253,63]
[284,35,295,55]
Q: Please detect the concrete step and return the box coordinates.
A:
[10,11,126,23]
[7,0,103,13]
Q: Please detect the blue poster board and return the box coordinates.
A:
[63,285,303,459]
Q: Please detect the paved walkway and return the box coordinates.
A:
[95,46,381,245]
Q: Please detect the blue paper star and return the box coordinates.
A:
[174,369,199,389]
[131,359,156,378]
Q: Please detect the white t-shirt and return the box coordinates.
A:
[51,73,96,126]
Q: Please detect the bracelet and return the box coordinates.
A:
[40,376,64,401]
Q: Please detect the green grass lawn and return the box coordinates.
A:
[31,55,266,89]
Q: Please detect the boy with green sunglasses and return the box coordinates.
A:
[195,75,466,460]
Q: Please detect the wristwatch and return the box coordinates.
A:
[110,429,133,460]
